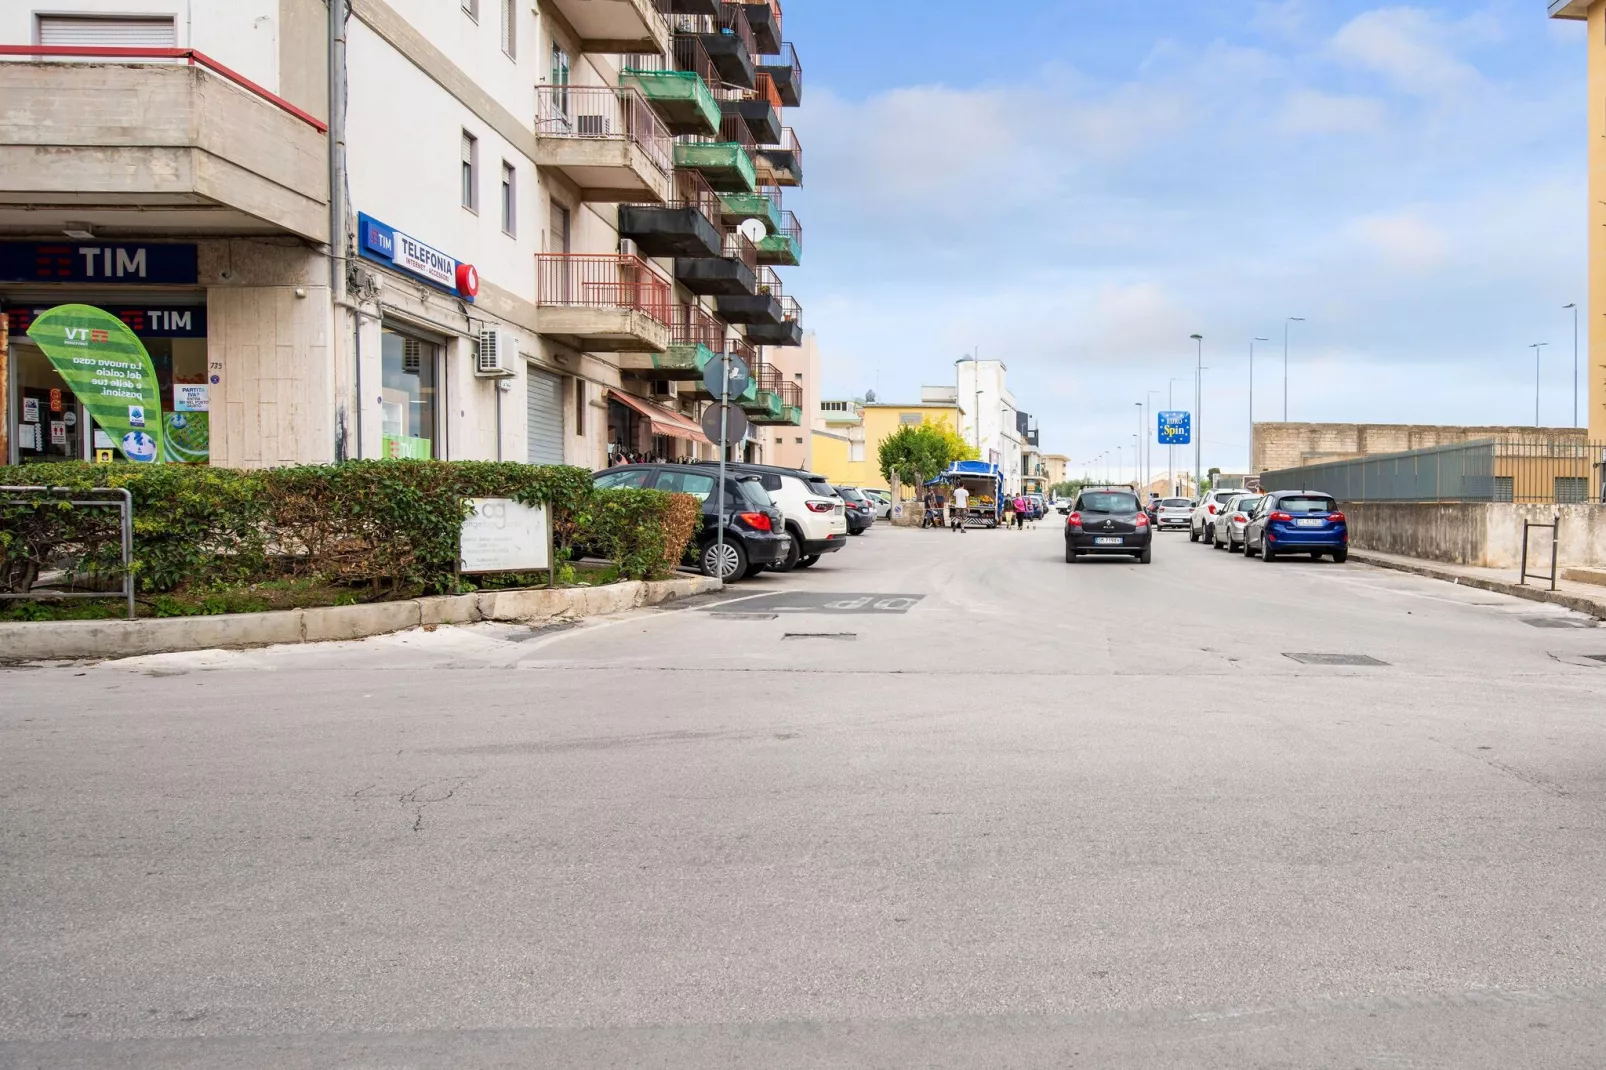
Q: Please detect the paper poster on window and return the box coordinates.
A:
[174,384,209,412]
[93,428,114,449]
[22,397,39,422]
[50,421,66,445]
[16,424,38,450]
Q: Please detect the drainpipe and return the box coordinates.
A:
[329,0,353,459]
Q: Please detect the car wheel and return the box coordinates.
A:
[1228,536,1240,553]
[797,554,821,569]
[1189,524,1199,543]
[1065,543,1078,562]
[1245,534,1259,558]
[1138,543,1153,564]
[1262,541,1277,562]
[774,530,802,572]
[1333,547,1349,564]
[700,538,747,581]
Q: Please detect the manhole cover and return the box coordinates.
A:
[783,633,857,641]
[1523,618,1597,629]
[1283,653,1389,666]
[710,613,779,621]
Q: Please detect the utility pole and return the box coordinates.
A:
[1530,342,1548,427]
[1168,377,1186,495]
[1191,334,1204,496]
[1250,337,1268,474]
[1564,304,1579,428]
[1283,317,1304,422]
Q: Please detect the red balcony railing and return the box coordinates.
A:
[625,32,717,87]
[0,46,327,131]
[669,302,726,349]
[536,254,672,326]
[535,84,673,174]
[726,335,757,366]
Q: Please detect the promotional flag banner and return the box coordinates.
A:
[25,304,163,462]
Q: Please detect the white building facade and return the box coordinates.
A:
[951,358,1024,494]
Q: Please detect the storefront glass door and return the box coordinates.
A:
[380,328,440,459]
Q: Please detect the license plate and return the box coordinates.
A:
[1095,537,1123,545]
[1295,518,1324,528]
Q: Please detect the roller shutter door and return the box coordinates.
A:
[37,16,178,47]
[526,367,564,465]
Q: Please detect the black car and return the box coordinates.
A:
[836,487,875,534]
[693,460,850,570]
[591,464,789,581]
[1064,487,1153,564]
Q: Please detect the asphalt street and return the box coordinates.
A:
[4,521,1606,1067]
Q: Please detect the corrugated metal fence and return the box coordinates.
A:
[1259,438,1606,505]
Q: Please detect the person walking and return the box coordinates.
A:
[1002,494,1015,531]
[1011,494,1026,530]
[951,484,969,532]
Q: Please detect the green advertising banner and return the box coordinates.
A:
[25,304,163,463]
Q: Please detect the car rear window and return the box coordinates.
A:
[1279,495,1337,514]
[1079,492,1139,513]
[807,479,838,497]
[838,488,865,501]
[736,478,772,508]
[1232,497,1263,513]
[1162,498,1191,507]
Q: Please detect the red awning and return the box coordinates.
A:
[608,390,712,446]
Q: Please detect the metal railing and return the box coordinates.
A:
[669,302,726,349]
[0,486,135,620]
[625,32,717,87]
[668,4,756,57]
[756,41,801,97]
[0,45,327,132]
[755,264,784,299]
[535,254,673,325]
[1259,437,1606,505]
[720,228,759,272]
[775,378,803,410]
[534,85,673,174]
[725,335,757,366]
[625,167,720,227]
[774,293,801,323]
[715,71,783,111]
[773,209,802,251]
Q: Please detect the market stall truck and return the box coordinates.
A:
[943,461,1005,529]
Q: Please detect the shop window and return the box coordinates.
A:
[380,329,440,459]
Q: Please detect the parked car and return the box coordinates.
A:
[1027,494,1046,519]
[694,461,848,570]
[862,489,894,519]
[836,487,876,534]
[1154,497,1194,530]
[1057,498,1072,515]
[1190,489,1243,544]
[1212,494,1263,552]
[591,464,788,581]
[1064,487,1153,563]
[1243,490,1348,562]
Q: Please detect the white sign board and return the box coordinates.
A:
[393,231,458,289]
[459,497,551,573]
[174,384,210,412]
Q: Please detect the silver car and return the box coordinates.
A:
[1154,497,1194,530]
[1212,494,1264,552]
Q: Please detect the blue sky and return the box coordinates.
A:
[783,1,1589,477]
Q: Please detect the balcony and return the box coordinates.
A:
[717,73,783,146]
[536,254,672,353]
[675,115,758,192]
[0,49,328,242]
[714,266,783,324]
[756,42,801,107]
[746,294,801,345]
[620,36,720,137]
[546,0,669,54]
[753,127,802,187]
[741,362,784,420]
[718,188,782,231]
[534,85,672,203]
[748,363,801,424]
[618,169,722,258]
[618,303,726,379]
[741,0,784,55]
[674,228,758,295]
[754,209,801,266]
[673,5,756,90]
[657,0,722,15]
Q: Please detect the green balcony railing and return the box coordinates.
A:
[619,68,721,136]
[674,142,756,192]
[718,190,780,230]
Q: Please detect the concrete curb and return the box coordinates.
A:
[0,575,721,662]
[1348,550,1606,621]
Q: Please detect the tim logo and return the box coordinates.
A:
[91,329,109,342]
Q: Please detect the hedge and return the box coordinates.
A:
[0,461,698,597]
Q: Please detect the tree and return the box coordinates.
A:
[928,418,979,464]
[879,423,969,490]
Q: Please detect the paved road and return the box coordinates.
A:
[5,522,1606,1067]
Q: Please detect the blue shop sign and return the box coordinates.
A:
[357,213,478,301]
[0,242,198,284]
[1158,411,1192,445]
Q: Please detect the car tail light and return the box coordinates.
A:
[806,500,835,513]
[1233,513,1246,523]
[1134,514,1149,527]
[1207,504,1217,515]
[1270,511,1293,522]
[1329,512,1346,523]
[1067,511,1082,528]
[738,511,772,532]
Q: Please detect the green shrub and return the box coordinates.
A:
[584,487,700,581]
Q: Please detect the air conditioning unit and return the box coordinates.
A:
[577,114,610,136]
[475,328,518,378]
[618,238,639,258]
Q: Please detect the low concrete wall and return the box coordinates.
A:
[1345,502,1606,569]
[0,576,718,662]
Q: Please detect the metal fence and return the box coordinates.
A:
[1258,438,1606,505]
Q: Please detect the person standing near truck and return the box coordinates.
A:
[952,484,970,532]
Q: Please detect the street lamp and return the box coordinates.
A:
[1134,402,1144,493]
[1169,377,1186,495]
[1283,317,1305,421]
[1191,334,1204,497]
[1145,389,1161,494]
[1250,337,1268,473]
[1530,342,1549,427]
[1564,304,1579,428]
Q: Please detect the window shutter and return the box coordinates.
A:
[38,16,178,47]
[501,0,516,57]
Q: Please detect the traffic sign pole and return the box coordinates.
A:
[715,349,729,585]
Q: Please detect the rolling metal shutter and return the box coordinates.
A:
[526,367,564,465]
[37,16,178,47]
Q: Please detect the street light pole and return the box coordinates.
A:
[1250,337,1268,473]
[1530,342,1549,427]
[1564,304,1579,428]
[1191,334,1204,496]
[1145,389,1161,495]
[1169,377,1185,495]
[1283,317,1305,422]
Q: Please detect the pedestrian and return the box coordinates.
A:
[952,484,969,532]
[1002,495,1015,530]
[1012,495,1026,530]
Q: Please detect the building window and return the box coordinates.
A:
[795,437,803,444]
[462,0,478,19]
[850,443,866,462]
[794,372,803,379]
[574,378,585,436]
[461,131,478,212]
[381,329,441,459]
[500,162,516,235]
[1493,476,1514,502]
[1556,476,1588,503]
[37,14,176,46]
[500,0,515,57]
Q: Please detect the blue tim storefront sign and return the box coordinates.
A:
[0,243,198,284]
[356,213,478,301]
[1158,411,1191,445]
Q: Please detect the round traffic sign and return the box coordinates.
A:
[702,353,751,400]
[701,401,749,445]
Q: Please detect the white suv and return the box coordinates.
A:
[1190,489,1243,543]
[703,463,848,571]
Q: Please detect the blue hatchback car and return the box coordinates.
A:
[1243,490,1348,563]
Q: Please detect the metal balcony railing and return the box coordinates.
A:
[536,254,673,326]
[774,209,802,252]
[774,293,801,323]
[677,112,757,151]
[757,42,801,97]
[714,72,782,111]
[761,125,800,158]
[667,3,756,56]
[670,167,723,225]
[625,32,717,87]
[721,228,759,272]
[756,361,782,393]
[755,265,784,299]
[726,335,757,366]
[776,378,802,410]
[669,302,727,349]
[534,85,673,174]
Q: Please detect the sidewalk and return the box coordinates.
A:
[1348,548,1606,620]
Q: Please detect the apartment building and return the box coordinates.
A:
[759,329,817,469]
[810,396,965,489]
[0,0,806,468]
[949,359,1024,493]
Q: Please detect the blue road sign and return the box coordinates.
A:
[1158,411,1192,445]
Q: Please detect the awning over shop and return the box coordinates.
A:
[608,389,711,445]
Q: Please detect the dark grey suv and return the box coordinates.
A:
[1064,487,1154,564]
[591,464,789,581]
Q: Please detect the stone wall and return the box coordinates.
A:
[1345,501,1606,569]
[1253,423,1588,475]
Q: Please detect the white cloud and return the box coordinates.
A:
[1329,7,1481,96]
[1277,89,1386,134]
[1348,213,1450,270]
